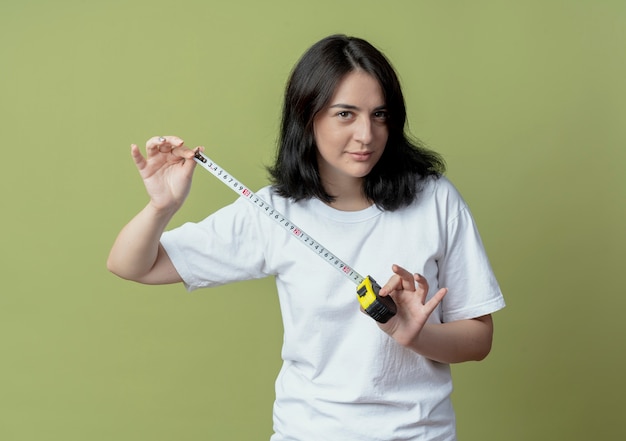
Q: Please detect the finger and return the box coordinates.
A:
[171,144,203,161]
[130,144,147,170]
[379,274,401,297]
[413,273,431,295]
[146,135,185,155]
[392,264,417,291]
[380,264,415,296]
[424,287,448,312]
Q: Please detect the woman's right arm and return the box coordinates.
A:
[107,136,202,284]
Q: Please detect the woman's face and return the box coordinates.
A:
[313,70,388,188]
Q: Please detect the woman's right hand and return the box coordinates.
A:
[131,135,203,212]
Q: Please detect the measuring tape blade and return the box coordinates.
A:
[192,150,397,323]
[192,151,364,285]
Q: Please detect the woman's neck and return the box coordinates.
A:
[322,178,372,211]
[327,197,372,211]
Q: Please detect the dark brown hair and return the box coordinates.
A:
[268,34,445,211]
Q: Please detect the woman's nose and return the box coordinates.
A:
[354,117,373,145]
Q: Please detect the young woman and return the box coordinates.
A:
[108,34,505,440]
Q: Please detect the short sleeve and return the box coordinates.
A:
[160,198,272,291]
[437,200,505,322]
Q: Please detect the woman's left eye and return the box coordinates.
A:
[373,110,388,120]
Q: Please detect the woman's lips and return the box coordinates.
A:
[349,151,373,161]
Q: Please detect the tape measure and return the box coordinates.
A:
[192,150,397,323]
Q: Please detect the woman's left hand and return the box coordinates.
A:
[376,264,447,347]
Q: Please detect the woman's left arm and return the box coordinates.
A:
[377,264,494,364]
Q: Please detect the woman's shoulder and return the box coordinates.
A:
[423,175,464,200]
[410,175,469,215]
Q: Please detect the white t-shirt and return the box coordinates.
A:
[161,176,505,441]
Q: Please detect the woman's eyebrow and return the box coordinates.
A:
[329,103,359,110]
[328,104,387,111]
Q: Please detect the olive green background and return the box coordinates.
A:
[1,0,624,440]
